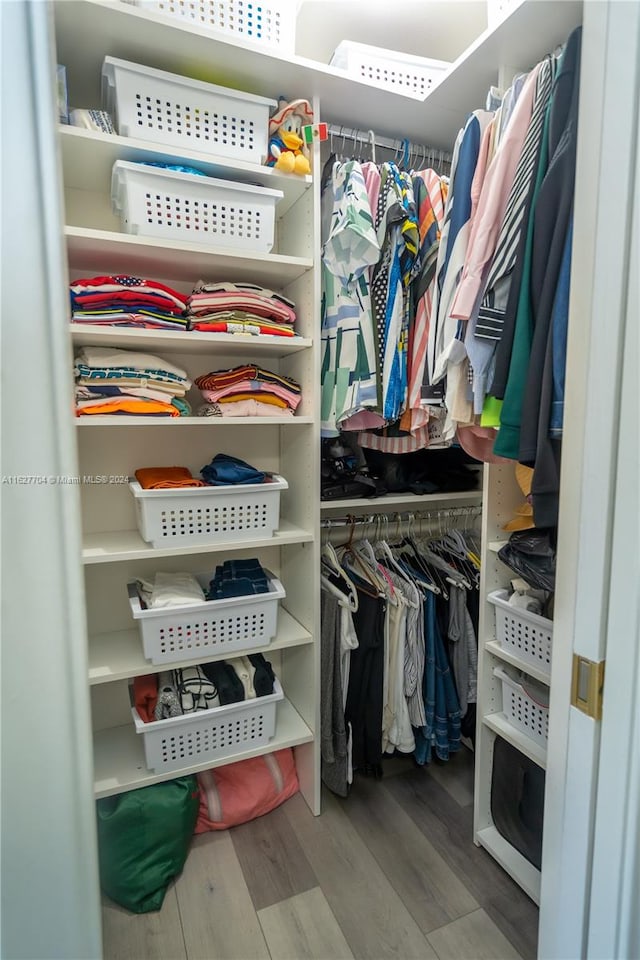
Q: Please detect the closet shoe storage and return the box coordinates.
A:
[54,1,321,810]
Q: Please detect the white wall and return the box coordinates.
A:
[0,3,101,957]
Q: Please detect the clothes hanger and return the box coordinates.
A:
[368,129,377,165]
[336,517,387,596]
[381,515,440,596]
[321,523,360,610]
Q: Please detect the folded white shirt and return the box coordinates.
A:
[76,346,188,381]
[138,572,206,609]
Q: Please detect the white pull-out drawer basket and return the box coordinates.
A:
[132,678,283,772]
[123,1,295,53]
[112,160,282,251]
[330,41,450,97]
[487,589,553,678]
[102,56,276,163]
[494,666,550,749]
[127,571,286,664]
[129,475,288,547]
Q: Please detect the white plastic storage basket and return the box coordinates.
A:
[124,1,296,52]
[102,56,276,163]
[488,590,553,678]
[129,475,288,547]
[330,41,450,97]
[132,677,283,772]
[111,160,282,251]
[494,666,550,748]
[127,571,286,664]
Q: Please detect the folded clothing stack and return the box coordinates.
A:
[200,454,267,486]
[137,572,207,609]
[133,653,276,722]
[195,364,301,418]
[135,467,205,490]
[207,559,269,600]
[75,347,191,417]
[187,281,297,338]
[70,274,187,329]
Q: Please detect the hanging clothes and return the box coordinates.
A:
[345,584,386,777]
[371,162,419,422]
[320,159,381,436]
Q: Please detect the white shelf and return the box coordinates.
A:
[76,415,313,426]
[320,490,483,512]
[93,697,314,797]
[475,826,541,905]
[65,226,313,287]
[483,713,547,769]
[82,520,314,564]
[485,640,551,686]
[59,126,311,218]
[89,609,312,684]
[54,0,582,148]
[70,323,312,356]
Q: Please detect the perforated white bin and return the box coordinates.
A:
[129,475,288,547]
[124,1,296,52]
[102,56,276,163]
[330,41,450,97]
[132,678,283,772]
[488,589,553,678]
[127,570,286,664]
[494,666,549,749]
[111,160,282,251]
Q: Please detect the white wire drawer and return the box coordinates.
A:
[127,571,285,664]
[102,56,276,163]
[111,160,282,252]
[132,677,283,772]
[129,475,288,547]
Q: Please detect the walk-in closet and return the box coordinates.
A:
[2,1,639,959]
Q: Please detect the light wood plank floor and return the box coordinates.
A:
[102,749,538,960]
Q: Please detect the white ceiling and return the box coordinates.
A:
[295,0,489,65]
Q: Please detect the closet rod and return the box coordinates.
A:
[326,123,452,168]
[321,505,481,529]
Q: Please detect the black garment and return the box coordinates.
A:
[320,589,349,798]
[248,653,275,696]
[345,586,385,777]
[519,27,581,523]
[200,661,244,704]
[491,735,545,869]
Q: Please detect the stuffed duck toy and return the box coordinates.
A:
[266,98,313,175]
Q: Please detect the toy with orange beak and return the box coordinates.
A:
[266,98,313,175]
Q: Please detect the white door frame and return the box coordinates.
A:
[539,2,640,958]
[1,2,102,957]
[586,71,640,960]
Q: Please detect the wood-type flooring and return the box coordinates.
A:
[102,749,538,960]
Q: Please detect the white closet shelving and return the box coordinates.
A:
[321,490,483,513]
[54,0,581,889]
[474,462,552,903]
[54,1,322,812]
[53,0,582,146]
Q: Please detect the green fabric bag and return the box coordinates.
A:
[96,776,199,913]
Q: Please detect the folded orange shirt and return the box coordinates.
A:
[76,398,181,417]
[135,466,206,489]
[217,392,288,409]
[133,674,159,723]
